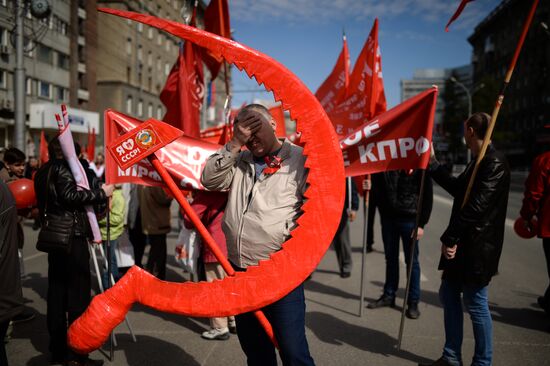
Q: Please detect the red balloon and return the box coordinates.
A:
[514,217,538,239]
[7,178,36,210]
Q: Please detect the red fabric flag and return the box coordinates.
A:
[39,130,49,165]
[104,109,219,189]
[329,19,387,137]
[159,10,204,138]
[87,128,95,161]
[342,87,438,177]
[445,0,475,32]
[269,105,287,138]
[315,34,350,115]
[203,0,231,79]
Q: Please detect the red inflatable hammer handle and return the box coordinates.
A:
[149,155,279,348]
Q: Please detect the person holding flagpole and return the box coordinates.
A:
[421,112,510,366]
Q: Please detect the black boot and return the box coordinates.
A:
[418,357,455,366]
[367,294,395,309]
[406,302,420,319]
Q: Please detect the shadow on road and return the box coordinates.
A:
[306,311,432,364]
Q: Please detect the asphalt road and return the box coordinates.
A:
[6,181,550,365]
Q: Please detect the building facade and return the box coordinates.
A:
[468,0,550,166]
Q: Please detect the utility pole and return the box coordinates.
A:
[14,0,26,151]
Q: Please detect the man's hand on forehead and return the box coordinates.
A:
[231,113,263,149]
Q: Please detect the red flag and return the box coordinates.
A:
[342,87,438,177]
[445,0,475,32]
[39,131,49,165]
[104,109,219,189]
[203,0,231,79]
[315,34,350,115]
[87,128,95,161]
[269,105,287,138]
[159,10,204,138]
[329,19,387,137]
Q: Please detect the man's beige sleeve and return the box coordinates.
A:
[200,145,240,191]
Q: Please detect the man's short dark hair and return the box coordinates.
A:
[466,112,490,140]
[3,147,25,164]
[235,104,272,124]
[48,137,64,160]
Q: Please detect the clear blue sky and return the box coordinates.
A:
[227,0,501,109]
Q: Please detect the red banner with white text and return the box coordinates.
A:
[104,110,220,190]
[342,87,437,177]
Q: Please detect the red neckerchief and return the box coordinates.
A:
[263,155,283,175]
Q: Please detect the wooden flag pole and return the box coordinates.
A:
[462,0,540,208]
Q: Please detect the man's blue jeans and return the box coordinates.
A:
[439,280,493,366]
[235,283,315,366]
[380,216,421,304]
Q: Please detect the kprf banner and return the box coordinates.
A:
[105,110,220,190]
[342,87,437,177]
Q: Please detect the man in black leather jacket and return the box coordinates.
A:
[367,169,433,319]
[34,138,113,366]
[421,113,510,366]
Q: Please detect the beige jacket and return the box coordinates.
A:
[201,139,307,268]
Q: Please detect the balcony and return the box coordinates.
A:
[78,62,86,74]
[78,7,86,19]
[78,36,85,47]
[77,88,89,101]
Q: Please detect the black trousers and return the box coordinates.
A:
[0,320,9,366]
[47,236,91,362]
[332,212,352,274]
[366,196,377,247]
[146,234,167,280]
[544,238,550,303]
[129,209,147,268]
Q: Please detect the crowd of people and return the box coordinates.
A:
[0,108,548,366]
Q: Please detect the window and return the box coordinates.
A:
[57,53,70,70]
[166,39,170,51]
[37,44,52,64]
[157,33,162,46]
[126,38,132,55]
[148,76,152,91]
[26,78,33,95]
[0,28,7,46]
[157,106,162,119]
[157,56,161,71]
[126,96,133,114]
[137,100,143,116]
[0,70,6,89]
[165,62,170,76]
[148,28,153,40]
[57,86,67,102]
[137,45,142,62]
[147,51,152,67]
[1,0,7,7]
[137,23,143,33]
[148,103,153,118]
[38,81,52,99]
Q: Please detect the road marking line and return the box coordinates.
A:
[434,194,514,228]
[399,251,428,282]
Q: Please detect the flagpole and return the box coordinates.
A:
[397,169,426,351]
[359,175,370,317]
[461,0,540,207]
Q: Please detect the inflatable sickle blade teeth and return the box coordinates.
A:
[67,8,345,354]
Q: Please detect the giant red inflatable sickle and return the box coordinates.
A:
[67,8,345,354]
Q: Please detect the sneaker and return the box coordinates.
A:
[418,357,455,366]
[11,309,35,324]
[228,320,237,334]
[201,328,230,340]
[406,302,420,319]
[367,294,395,309]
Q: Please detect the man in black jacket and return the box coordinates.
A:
[367,169,433,319]
[421,113,510,366]
[34,138,113,366]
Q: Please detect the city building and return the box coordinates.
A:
[468,0,550,167]
[400,65,472,152]
[0,0,99,153]
[96,0,231,145]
